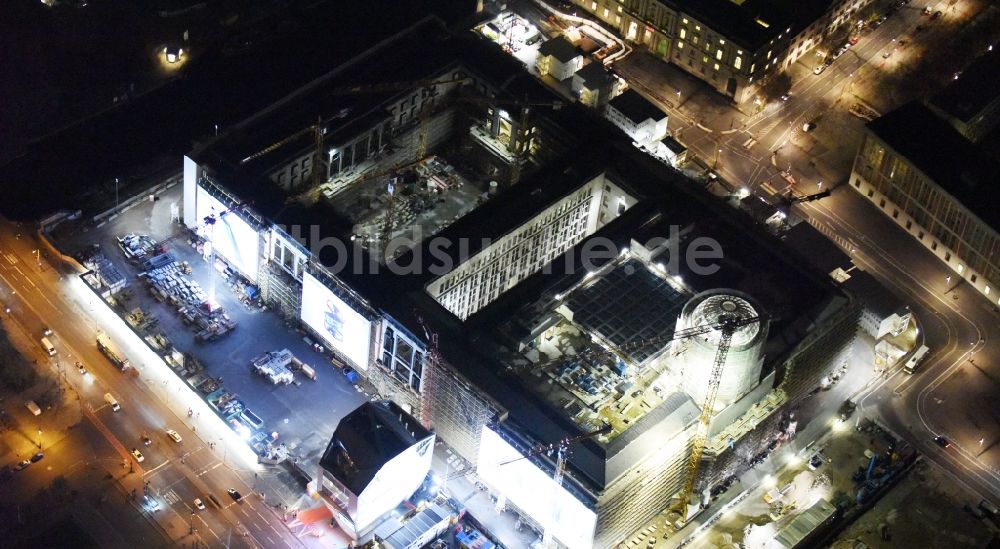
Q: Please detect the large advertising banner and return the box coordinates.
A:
[301,272,372,368]
[356,435,435,530]
[195,186,260,280]
[478,426,597,549]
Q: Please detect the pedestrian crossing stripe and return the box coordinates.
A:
[163,490,180,505]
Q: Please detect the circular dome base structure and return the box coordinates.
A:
[677,289,768,412]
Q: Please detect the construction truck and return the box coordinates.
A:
[97,334,132,371]
[251,349,295,385]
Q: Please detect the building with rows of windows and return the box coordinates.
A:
[849,101,1000,306]
[568,0,870,102]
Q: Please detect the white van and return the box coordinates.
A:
[40,337,56,356]
[104,393,120,412]
[25,400,42,416]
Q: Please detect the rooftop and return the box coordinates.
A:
[537,35,581,62]
[574,61,614,89]
[319,401,431,496]
[867,101,1000,232]
[929,50,1000,124]
[608,89,666,124]
[674,0,827,51]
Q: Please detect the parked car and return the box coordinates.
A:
[30,452,44,463]
[76,361,87,375]
[808,450,826,470]
[14,460,31,471]
[194,498,206,511]
[849,36,860,45]
[131,448,145,462]
[141,435,152,446]
[227,488,243,502]
[813,65,826,75]
[882,50,893,59]
[931,10,943,19]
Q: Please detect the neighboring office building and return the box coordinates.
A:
[536,35,584,81]
[314,401,435,542]
[654,134,688,166]
[572,61,618,108]
[568,0,870,102]
[604,89,668,144]
[927,50,1000,143]
[849,101,1000,306]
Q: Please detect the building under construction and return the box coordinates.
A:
[180,16,860,549]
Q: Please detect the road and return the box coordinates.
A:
[603,0,1000,504]
[0,218,306,548]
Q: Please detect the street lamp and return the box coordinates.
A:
[37,429,42,449]
[190,512,197,534]
[115,177,119,211]
[817,180,823,190]
[713,147,723,169]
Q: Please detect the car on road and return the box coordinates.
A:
[141,435,152,446]
[931,10,942,19]
[227,488,242,502]
[143,495,160,511]
[41,327,52,337]
[808,450,826,470]
[131,448,145,462]
[934,435,951,448]
[882,50,894,59]
[781,93,790,102]
[76,361,87,376]
[813,65,826,75]
[30,452,44,463]
[194,498,206,510]
[849,36,860,45]
[14,460,31,471]
[166,429,182,443]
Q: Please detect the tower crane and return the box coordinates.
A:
[518,307,764,522]
[778,188,831,211]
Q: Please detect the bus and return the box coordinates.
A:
[904,345,930,374]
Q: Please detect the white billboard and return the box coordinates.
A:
[356,435,435,530]
[195,186,260,280]
[478,426,597,549]
[301,272,372,368]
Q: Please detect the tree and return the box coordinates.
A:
[760,72,792,102]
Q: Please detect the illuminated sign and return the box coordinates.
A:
[195,186,260,280]
[478,426,597,549]
[301,272,372,368]
[356,434,435,530]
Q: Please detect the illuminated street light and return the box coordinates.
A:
[37,429,42,449]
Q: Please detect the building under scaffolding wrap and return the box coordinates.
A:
[181,16,862,548]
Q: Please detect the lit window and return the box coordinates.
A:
[618,5,622,12]
[735,56,742,69]
[750,63,755,72]
[772,58,777,65]
[986,286,992,295]
[603,7,609,17]
[716,49,723,60]
[958,265,965,273]
[682,17,688,24]
[680,28,686,39]
[713,63,720,70]
[767,49,772,59]
[616,14,621,24]
[737,49,743,54]
[592,1,597,9]
[696,25,701,31]
[720,38,725,44]
[677,41,684,49]
[702,55,709,63]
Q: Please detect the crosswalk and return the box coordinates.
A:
[162,489,181,505]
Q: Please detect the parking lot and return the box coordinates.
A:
[50,181,367,467]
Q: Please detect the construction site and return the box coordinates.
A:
[170,16,869,549]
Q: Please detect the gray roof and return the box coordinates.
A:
[660,135,687,155]
[609,90,665,124]
[575,61,613,88]
[929,50,1000,124]
[538,36,581,63]
[774,498,837,548]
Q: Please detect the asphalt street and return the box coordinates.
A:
[0,218,310,548]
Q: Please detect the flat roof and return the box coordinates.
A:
[575,61,613,88]
[867,101,1000,232]
[674,0,828,51]
[929,50,1000,124]
[608,89,665,124]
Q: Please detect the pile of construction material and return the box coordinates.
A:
[144,259,207,305]
[141,256,236,342]
[118,233,160,260]
[251,349,295,385]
